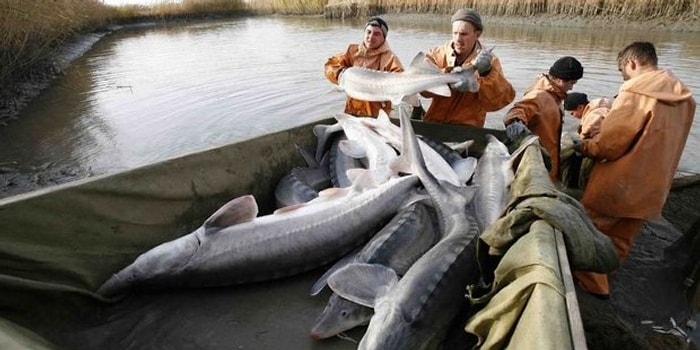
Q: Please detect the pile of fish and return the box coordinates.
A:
[97,105,538,348]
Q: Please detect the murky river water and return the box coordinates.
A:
[1,15,699,176]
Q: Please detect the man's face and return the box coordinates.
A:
[569,105,585,119]
[363,25,385,50]
[451,21,480,56]
[618,58,632,81]
[553,78,577,93]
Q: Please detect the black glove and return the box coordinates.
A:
[505,120,531,141]
[410,105,425,120]
[472,48,493,76]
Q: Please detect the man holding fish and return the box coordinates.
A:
[324,16,404,117]
[418,8,516,127]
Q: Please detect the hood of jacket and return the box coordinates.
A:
[621,69,693,105]
[525,74,567,101]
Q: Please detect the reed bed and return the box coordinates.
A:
[323,0,700,19]
[249,0,327,15]
[0,0,111,86]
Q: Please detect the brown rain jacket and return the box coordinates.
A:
[578,97,612,139]
[580,69,696,219]
[324,42,404,117]
[421,40,515,127]
[504,74,567,180]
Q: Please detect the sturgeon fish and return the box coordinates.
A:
[97,170,420,296]
[328,112,481,350]
[309,201,440,339]
[338,49,493,103]
[471,134,539,232]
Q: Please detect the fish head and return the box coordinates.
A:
[309,293,373,339]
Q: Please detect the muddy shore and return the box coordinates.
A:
[1,14,699,349]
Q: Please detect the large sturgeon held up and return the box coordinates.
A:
[338,48,493,103]
[97,170,420,297]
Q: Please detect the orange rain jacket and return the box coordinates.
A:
[421,40,515,127]
[324,42,404,117]
[504,74,567,180]
[580,69,696,219]
[578,97,612,139]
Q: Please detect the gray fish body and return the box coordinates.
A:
[338,52,478,102]
[310,201,440,339]
[97,174,420,296]
[357,221,480,350]
[471,134,512,232]
[329,133,365,187]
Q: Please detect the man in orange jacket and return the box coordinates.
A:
[503,56,584,180]
[324,17,404,117]
[418,8,515,127]
[563,92,613,140]
[574,41,696,298]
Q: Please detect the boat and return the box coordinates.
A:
[0,117,695,349]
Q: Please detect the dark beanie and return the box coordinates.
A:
[366,17,388,37]
[564,92,589,110]
[549,56,583,81]
[451,8,483,31]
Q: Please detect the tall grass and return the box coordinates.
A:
[248,0,327,15]
[369,0,700,19]
[0,0,111,86]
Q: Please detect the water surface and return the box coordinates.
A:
[1,15,698,176]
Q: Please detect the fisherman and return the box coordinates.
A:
[415,8,515,127]
[324,16,404,117]
[503,56,584,181]
[560,92,613,189]
[573,41,696,299]
[563,92,612,140]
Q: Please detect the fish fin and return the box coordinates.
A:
[347,169,379,192]
[203,195,258,231]
[313,123,343,162]
[328,263,398,308]
[294,144,318,168]
[405,52,442,74]
[273,203,307,214]
[451,157,478,184]
[316,187,350,199]
[310,249,360,296]
[425,85,452,97]
[338,139,367,159]
[449,140,475,156]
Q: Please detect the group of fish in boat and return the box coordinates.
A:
[97,108,538,349]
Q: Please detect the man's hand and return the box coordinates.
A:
[472,48,493,76]
[505,120,531,140]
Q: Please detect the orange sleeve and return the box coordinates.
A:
[504,91,541,127]
[324,46,351,84]
[477,56,515,112]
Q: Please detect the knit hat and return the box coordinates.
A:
[366,17,388,37]
[564,92,589,111]
[549,56,584,81]
[451,8,483,31]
